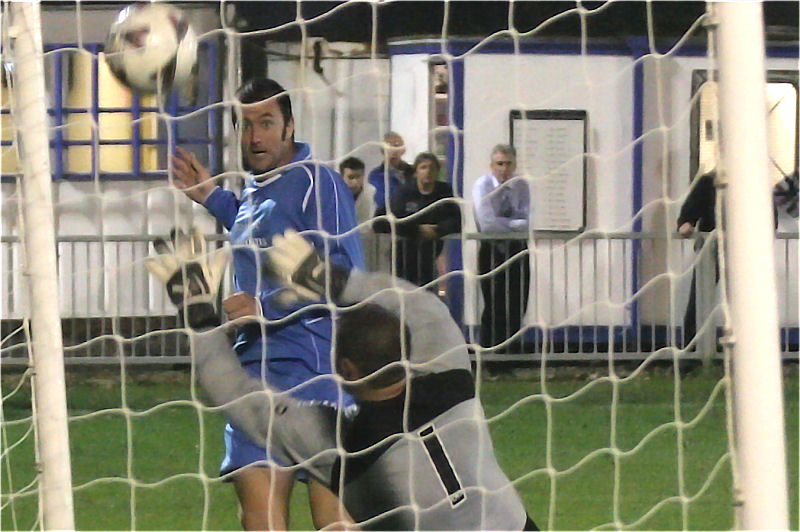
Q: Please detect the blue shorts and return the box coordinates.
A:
[219,358,356,479]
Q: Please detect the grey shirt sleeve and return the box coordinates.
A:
[188,328,272,444]
[188,328,339,485]
[338,271,471,373]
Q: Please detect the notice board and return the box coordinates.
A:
[510,110,587,232]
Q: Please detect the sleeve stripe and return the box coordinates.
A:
[332,170,341,236]
[301,165,343,238]
[301,166,314,212]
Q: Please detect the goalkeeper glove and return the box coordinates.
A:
[144,227,229,329]
[263,230,350,306]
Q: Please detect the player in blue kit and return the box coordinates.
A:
[171,78,363,530]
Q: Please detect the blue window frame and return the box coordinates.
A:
[1,39,223,182]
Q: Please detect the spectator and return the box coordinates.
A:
[774,169,799,220]
[472,144,530,354]
[368,131,414,212]
[340,156,375,225]
[679,168,786,350]
[341,156,379,270]
[677,170,719,348]
[375,152,461,288]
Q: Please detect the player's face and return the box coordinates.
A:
[384,135,406,165]
[240,99,295,175]
[490,152,515,183]
[415,160,438,188]
[342,168,365,197]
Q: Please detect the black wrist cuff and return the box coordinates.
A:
[179,302,221,331]
[328,263,350,301]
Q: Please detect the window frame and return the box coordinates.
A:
[1,40,224,182]
[689,69,799,182]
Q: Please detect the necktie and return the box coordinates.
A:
[498,187,513,218]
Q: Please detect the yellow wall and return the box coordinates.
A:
[1,85,19,175]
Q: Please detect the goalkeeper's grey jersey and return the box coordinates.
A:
[191,271,528,530]
[335,384,526,530]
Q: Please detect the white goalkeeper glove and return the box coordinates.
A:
[263,230,350,306]
[144,227,229,329]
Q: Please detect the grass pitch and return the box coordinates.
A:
[1,365,797,530]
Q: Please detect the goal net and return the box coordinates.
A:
[1,1,796,530]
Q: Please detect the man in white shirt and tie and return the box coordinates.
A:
[472,144,531,360]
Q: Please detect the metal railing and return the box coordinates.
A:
[1,232,797,364]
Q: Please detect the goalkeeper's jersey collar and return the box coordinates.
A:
[250,142,312,188]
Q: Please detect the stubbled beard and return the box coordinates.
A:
[240,123,289,175]
[242,153,274,178]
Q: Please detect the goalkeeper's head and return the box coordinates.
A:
[335,303,411,399]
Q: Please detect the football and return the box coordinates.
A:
[104,3,197,94]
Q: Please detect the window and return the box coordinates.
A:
[429,60,449,178]
[1,40,223,181]
[691,70,798,182]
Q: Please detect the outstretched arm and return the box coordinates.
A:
[264,230,471,372]
[143,227,274,444]
[189,327,273,443]
[144,228,338,481]
[172,147,239,230]
[339,270,470,372]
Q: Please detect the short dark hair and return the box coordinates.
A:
[413,152,441,175]
[335,303,410,389]
[339,156,365,174]
[235,78,293,128]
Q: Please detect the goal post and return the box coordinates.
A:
[713,2,790,529]
[7,2,75,529]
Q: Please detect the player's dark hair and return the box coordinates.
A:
[413,152,440,175]
[339,156,365,174]
[335,303,411,390]
[235,78,294,141]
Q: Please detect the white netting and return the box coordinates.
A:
[1,1,797,530]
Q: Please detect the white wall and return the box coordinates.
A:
[384,48,797,330]
[266,42,391,169]
[464,53,636,231]
[640,53,799,326]
[461,53,636,327]
[389,54,431,163]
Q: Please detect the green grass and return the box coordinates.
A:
[1,367,797,530]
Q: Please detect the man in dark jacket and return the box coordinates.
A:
[677,171,718,347]
[374,152,461,288]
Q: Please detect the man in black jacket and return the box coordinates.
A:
[374,152,461,288]
[677,171,718,347]
[678,169,785,347]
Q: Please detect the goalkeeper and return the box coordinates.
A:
[147,228,537,530]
